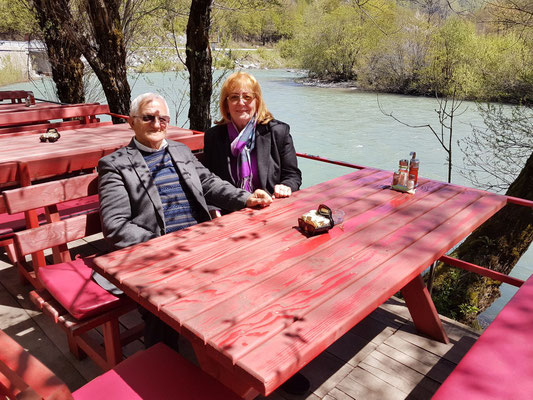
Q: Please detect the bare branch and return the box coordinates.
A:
[460,103,532,191]
[377,94,447,149]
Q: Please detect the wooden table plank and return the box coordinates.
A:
[0,124,191,159]
[117,170,391,299]
[98,169,383,274]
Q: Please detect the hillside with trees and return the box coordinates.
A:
[2,0,531,104]
[277,0,531,104]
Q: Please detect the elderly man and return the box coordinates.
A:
[97,92,272,349]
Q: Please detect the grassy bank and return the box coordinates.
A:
[0,55,28,86]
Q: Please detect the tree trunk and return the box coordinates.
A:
[431,150,533,325]
[31,0,131,122]
[83,0,130,122]
[31,0,85,104]
[185,0,213,132]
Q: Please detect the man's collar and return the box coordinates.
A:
[133,137,168,152]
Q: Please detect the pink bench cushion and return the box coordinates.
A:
[433,274,533,399]
[72,342,241,400]
[37,257,120,320]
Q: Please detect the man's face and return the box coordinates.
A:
[129,98,170,149]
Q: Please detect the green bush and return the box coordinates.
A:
[420,17,533,102]
[473,33,533,103]
[280,0,532,103]
[293,0,399,81]
[296,4,364,80]
[360,10,434,94]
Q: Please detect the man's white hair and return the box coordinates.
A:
[129,93,169,117]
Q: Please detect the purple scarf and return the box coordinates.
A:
[228,118,257,192]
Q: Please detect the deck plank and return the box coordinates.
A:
[362,350,440,396]
[338,367,406,400]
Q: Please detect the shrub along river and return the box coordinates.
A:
[5,68,531,326]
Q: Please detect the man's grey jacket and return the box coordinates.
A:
[98,138,250,250]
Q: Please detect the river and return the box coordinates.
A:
[3,69,531,326]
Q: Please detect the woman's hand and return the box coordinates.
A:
[246,189,272,208]
[274,184,292,198]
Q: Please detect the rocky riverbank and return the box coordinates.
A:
[296,77,359,89]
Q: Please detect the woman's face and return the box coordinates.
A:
[226,84,257,131]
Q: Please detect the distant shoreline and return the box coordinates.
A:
[296,77,358,89]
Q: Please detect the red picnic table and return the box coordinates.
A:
[0,123,203,187]
[91,168,507,398]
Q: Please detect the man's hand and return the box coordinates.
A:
[274,184,292,198]
[246,189,273,208]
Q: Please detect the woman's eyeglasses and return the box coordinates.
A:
[227,93,255,104]
[134,115,170,125]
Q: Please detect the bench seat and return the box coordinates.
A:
[73,342,241,400]
[432,274,533,399]
[0,194,99,266]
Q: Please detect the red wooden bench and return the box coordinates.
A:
[1,162,99,281]
[0,194,100,274]
[432,273,533,399]
[0,90,35,104]
[3,173,142,370]
[0,329,240,400]
[0,103,111,134]
[430,196,533,398]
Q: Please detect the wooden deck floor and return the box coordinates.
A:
[0,234,480,400]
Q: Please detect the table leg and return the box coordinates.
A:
[401,274,449,344]
[191,341,260,400]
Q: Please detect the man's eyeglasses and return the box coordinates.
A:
[134,115,170,125]
[227,93,255,104]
